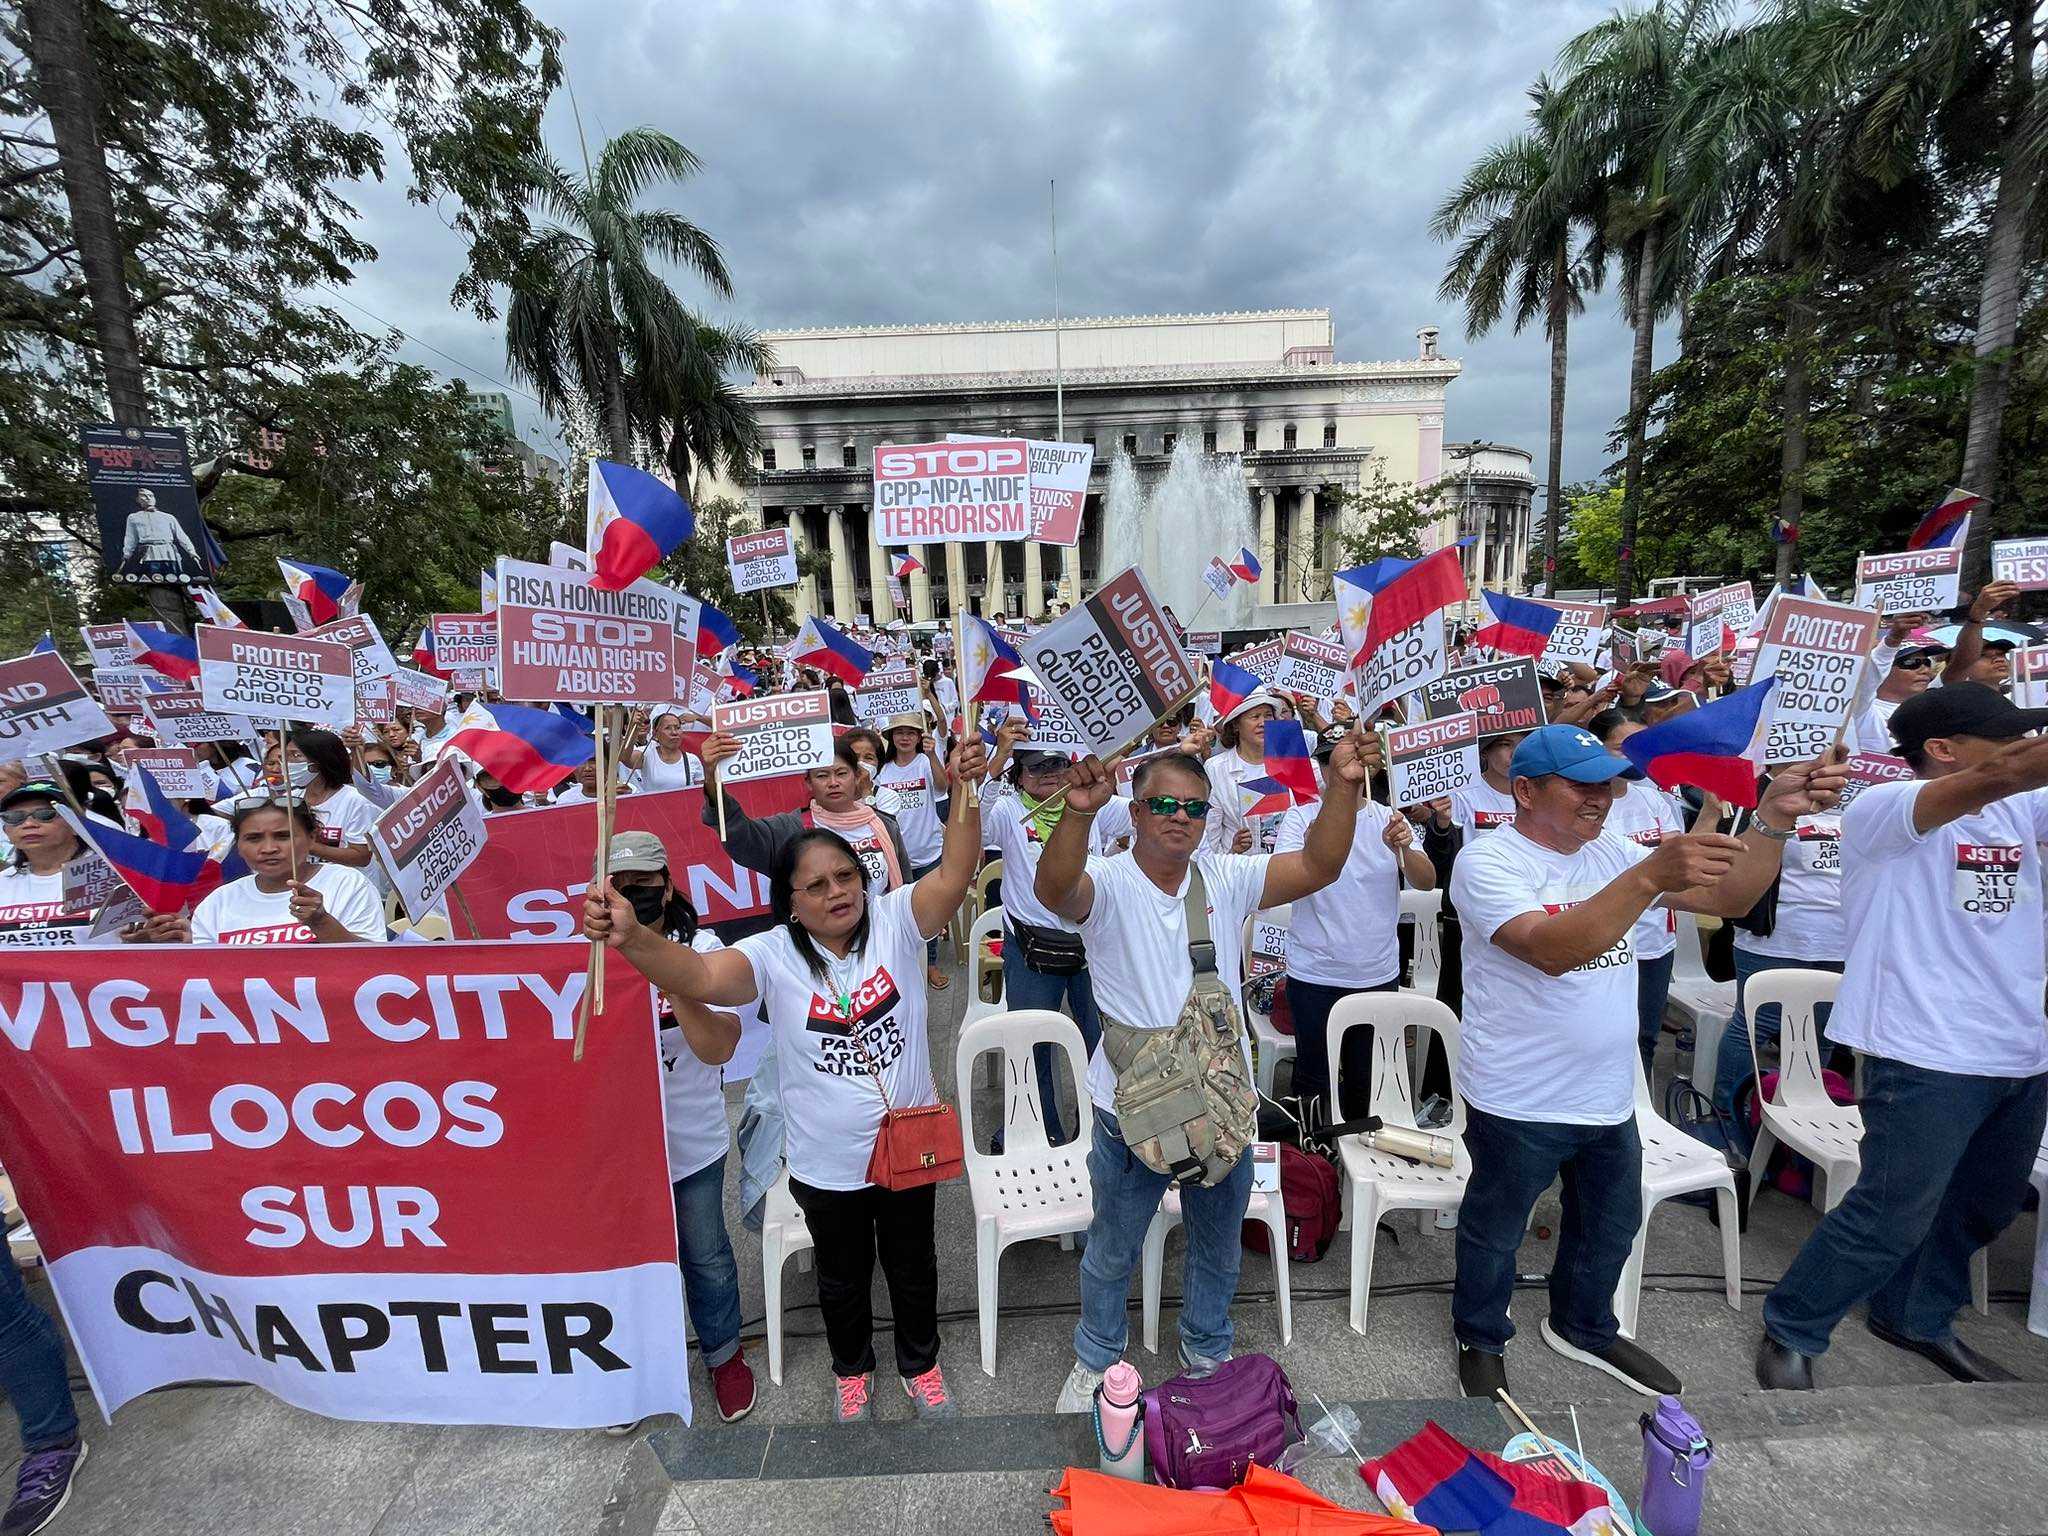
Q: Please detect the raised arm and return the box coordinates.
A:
[1489,834,1744,977]
[1035,754,1111,923]
[910,738,988,938]
[585,883,761,1008]
[1903,733,2048,834]
[1940,582,2018,686]
[667,998,743,1066]
[1666,752,1848,916]
[1259,728,1377,908]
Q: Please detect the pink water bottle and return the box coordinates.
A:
[1094,1362,1147,1482]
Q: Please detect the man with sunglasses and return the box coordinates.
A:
[1037,730,1377,1412]
[1853,642,1946,750]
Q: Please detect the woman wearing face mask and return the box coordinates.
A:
[358,742,407,792]
[265,730,377,871]
[841,728,902,817]
[0,775,95,946]
[624,706,704,793]
[699,733,910,901]
[179,799,386,944]
[474,770,526,813]
[585,738,987,1425]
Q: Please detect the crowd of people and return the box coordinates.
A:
[1,577,2045,1533]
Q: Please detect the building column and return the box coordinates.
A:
[826,505,856,623]
[909,546,935,622]
[1062,542,1082,606]
[1256,490,1277,606]
[862,507,892,622]
[782,509,818,625]
[1284,491,1308,601]
[1300,485,1319,582]
[1021,539,1045,618]
[983,540,1005,618]
[945,542,969,620]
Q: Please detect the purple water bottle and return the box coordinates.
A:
[1638,1395,1713,1536]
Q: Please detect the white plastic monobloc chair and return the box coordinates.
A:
[1667,911,1737,1087]
[1328,993,1469,1336]
[1239,905,1295,1100]
[2026,1129,2048,1337]
[962,907,1008,1090]
[1398,887,1444,1001]
[1617,1052,1741,1339]
[759,1169,815,1386]
[956,1008,1095,1377]
[1140,1178,1292,1353]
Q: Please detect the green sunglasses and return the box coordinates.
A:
[1140,794,1211,820]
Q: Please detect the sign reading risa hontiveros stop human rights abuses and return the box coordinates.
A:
[494,557,679,705]
[0,940,690,1427]
[872,439,1031,545]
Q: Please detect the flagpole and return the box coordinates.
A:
[576,703,610,1062]
[1050,178,1063,445]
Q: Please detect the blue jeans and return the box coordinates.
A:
[1764,1056,2048,1356]
[1001,946,1102,1146]
[1075,1111,1254,1370]
[1285,975,1398,1125]
[1636,950,1675,1078]
[1454,1106,1642,1355]
[1712,949,1844,1137]
[0,1249,76,1452]
[672,1154,742,1368]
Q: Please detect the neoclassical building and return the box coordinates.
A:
[737,308,1468,626]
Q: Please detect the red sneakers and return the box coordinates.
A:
[710,1351,756,1423]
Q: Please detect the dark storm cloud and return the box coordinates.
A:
[341,0,1642,494]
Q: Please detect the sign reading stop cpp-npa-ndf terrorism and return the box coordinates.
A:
[371,756,488,924]
[1272,632,1349,701]
[725,528,798,593]
[1750,594,1879,765]
[1020,566,1203,759]
[712,690,835,784]
[197,625,354,731]
[1992,538,2048,592]
[143,689,260,746]
[1418,657,1548,739]
[0,651,114,759]
[872,440,1031,545]
[1530,600,1610,667]
[1386,710,1482,807]
[1856,545,1962,613]
[494,558,677,706]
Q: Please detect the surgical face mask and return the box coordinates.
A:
[624,883,669,931]
[367,764,393,785]
[284,762,314,790]
[484,785,521,808]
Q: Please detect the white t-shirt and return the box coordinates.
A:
[933,676,960,717]
[633,746,702,793]
[653,930,758,1182]
[981,791,1133,933]
[190,863,388,945]
[1076,850,1269,1112]
[1827,781,2048,1077]
[733,885,938,1190]
[1603,782,1681,961]
[1740,813,1844,962]
[309,784,379,853]
[1450,826,1653,1125]
[1450,779,1518,838]
[0,867,90,947]
[1203,749,1320,854]
[876,757,944,866]
[1273,800,1403,988]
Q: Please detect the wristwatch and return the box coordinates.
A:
[1749,815,1795,841]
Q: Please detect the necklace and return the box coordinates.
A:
[821,946,863,1024]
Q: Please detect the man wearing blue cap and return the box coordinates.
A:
[1449,723,1843,1399]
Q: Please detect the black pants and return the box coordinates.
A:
[788,1177,940,1379]
[1285,974,1399,1126]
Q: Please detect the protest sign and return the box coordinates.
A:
[873,439,1030,545]
[78,623,132,668]
[1182,630,1222,657]
[712,690,834,784]
[1201,558,1235,602]
[1226,639,1285,688]
[144,689,260,746]
[430,614,498,672]
[1114,746,1179,797]
[1273,632,1348,701]
[1531,600,1609,667]
[1418,657,1547,738]
[1685,583,1754,658]
[671,662,719,717]
[354,677,397,725]
[547,540,590,572]
[1750,594,1878,764]
[393,667,451,715]
[494,558,677,706]
[1992,538,2048,592]
[371,757,487,924]
[129,747,216,800]
[79,423,213,586]
[0,941,689,1428]
[305,615,399,692]
[1386,711,1481,807]
[1019,567,1202,758]
[669,590,701,670]
[853,662,922,722]
[2011,645,2048,709]
[0,651,114,758]
[1837,751,1914,812]
[1245,915,1288,980]
[1856,546,1962,613]
[1025,439,1092,545]
[1018,695,1093,753]
[197,625,354,731]
[726,528,797,593]
[91,665,167,714]
[1353,613,1450,722]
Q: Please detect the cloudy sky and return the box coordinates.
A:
[338,0,1642,495]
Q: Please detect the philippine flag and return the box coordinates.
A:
[1364,1421,1621,1536]
[1208,657,1262,720]
[30,633,55,655]
[786,615,873,686]
[1260,718,1320,804]
[277,558,357,626]
[586,459,695,592]
[411,627,447,679]
[1907,487,1981,551]
[127,767,246,880]
[123,621,200,684]
[1473,589,1562,658]
[698,604,741,660]
[1335,547,1467,668]
[892,552,924,580]
[960,615,1035,718]
[719,657,759,698]
[1620,676,1778,808]
[444,702,595,794]
[187,586,245,629]
[1226,545,1262,584]
[1238,776,1295,818]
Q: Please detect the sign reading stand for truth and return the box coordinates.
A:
[1386,711,1481,807]
[1992,538,2048,592]
[712,690,834,783]
[1856,546,1962,613]
[872,440,1030,545]
[196,625,353,730]
[1750,594,1878,765]
[1418,657,1547,739]
[1020,566,1203,759]
[725,528,797,593]
[128,748,215,801]
[0,651,113,759]
[371,756,488,924]
[494,558,677,705]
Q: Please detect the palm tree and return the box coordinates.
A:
[1432,80,1607,597]
[646,318,776,497]
[505,128,739,464]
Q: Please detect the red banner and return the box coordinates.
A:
[0,941,687,1427]
[451,781,808,939]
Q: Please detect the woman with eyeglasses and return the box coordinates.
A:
[623,706,705,793]
[182,799,386,944]
[0,776,93,946]
[585,737,988,1426]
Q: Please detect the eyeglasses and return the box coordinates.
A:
[1896,655,1934,671]
[0,806,60,828]
[1141,794,1211,820]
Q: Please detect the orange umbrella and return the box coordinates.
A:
[1050,1464,1439,1536]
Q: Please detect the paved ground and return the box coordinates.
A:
[24,946,2048,1535]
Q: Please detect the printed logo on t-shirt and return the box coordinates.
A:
[0,901,87,947]
[837,826,890,890]
[1797,820,1841,874]
[1626,827,1663,849]
[1541,899,1634,972]
[891,775,930,810]
[1473,810,1514,831]
[217,922,315,944]
[315,824,344,847]
[805,964,906,1077]
[1954,843,2025,916]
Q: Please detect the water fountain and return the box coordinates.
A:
[1098,438,1259,630]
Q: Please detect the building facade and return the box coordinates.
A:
[1436,441,1536,596]
[736,308,1464,625]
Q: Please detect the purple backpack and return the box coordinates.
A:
[1142,1353,1301,1490]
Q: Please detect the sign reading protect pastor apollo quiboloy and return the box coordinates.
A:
[1020,566,1202,759]
[0,650,114,759]
[1386,710,1481,807]
[494,558,677,705]
[196,625,355,731]
[1418,657,1548,739]
[711,690,835,784]
[1751,593,1878,766]
[0,940,689,1428]
[371,757,488,925]
[872,439,1031,545]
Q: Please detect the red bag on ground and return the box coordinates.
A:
[1243,1143,1341,1262]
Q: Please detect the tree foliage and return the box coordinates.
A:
[1334,468,1443,568]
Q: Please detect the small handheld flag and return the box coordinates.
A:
[1907,488,1980,551]
[1473,589,1562,659]
[960,615,1035,718]
[30,633,55,655]
[1208,658,1262,720]
[586,459,695,591]
[891,552,923,580]
[277,558,357,626]
[698,603,741,659]
[187,586,245,629]
[1336,547,1467,667]
[1619,677,1778,808]
[1226,546,1262,584]
[123,621,200,684]
[444,702,595,794]
[786,615,873,686]
[1260,718,1320,803]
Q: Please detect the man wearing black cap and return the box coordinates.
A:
[1759,682,2048,1390]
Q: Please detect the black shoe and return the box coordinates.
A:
[1456,1342,1508,1399]
[1866,1318,2019,1384]
[1755,1333,1816,1391]
[1,1440,84,1536]
[1539,1319,1681,1396]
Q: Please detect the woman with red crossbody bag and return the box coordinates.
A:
[587,736,986,1426]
